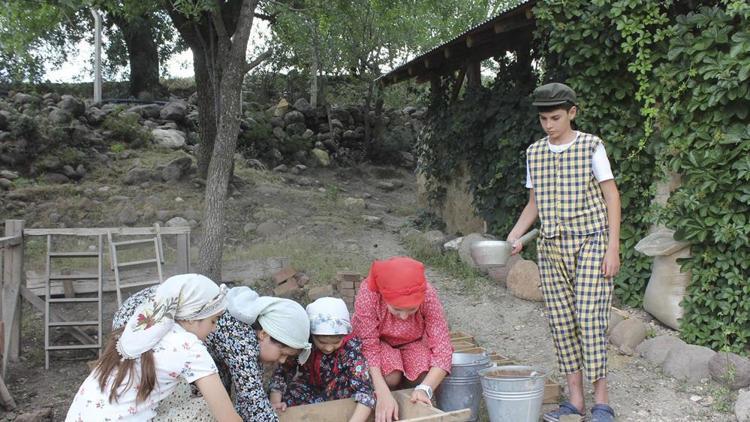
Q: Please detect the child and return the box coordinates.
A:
[270,297,375,422]
[113,284,312,422]
[66,274,241,422]
[351,257,453,422]
[507,82,620,422]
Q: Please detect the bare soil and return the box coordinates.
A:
[0,152,734,421]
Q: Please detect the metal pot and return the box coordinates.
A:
[470,229,539,267]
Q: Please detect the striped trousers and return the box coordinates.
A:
[537,231,612,381]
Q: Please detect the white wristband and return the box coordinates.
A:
[415,383,433,400]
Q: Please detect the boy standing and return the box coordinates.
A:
[507,82,620,422]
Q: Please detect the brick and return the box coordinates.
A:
[336,271,362,283]
[274,280,300,298]
[307,284,335,301]
[338,280,355,289]
[273,266,297,285]
[340,290,356,298]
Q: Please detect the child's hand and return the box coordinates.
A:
[410,389,431,406]
[602,248,620,278]
[506,234,523,255]
[270,391,286,412]
[375,389,399,422]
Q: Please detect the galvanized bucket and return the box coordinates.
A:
[436,353,492,421]
[478,365,547,422]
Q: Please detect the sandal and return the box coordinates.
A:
[591,403,615,422]
[543,401,585,422]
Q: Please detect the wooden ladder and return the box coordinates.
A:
[108,226,164,306]
[44,234,104,369]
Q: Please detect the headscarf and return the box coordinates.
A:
[117,274,227,360]
[366,256,426,308]
[306,297,351,335]
[226,286,312,364]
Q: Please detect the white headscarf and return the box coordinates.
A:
[117,274,227,360]
[226,286,312,364]
[306,297,351,335]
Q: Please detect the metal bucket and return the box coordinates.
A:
[436,353,492,421]
[478,365,547,422]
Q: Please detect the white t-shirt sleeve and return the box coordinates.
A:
[179,338,218,383]
[592,143,614,182]
[525,144,613,189]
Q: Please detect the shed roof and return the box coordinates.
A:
[378,0,536,86]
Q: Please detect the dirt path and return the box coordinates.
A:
[1,160,732,421]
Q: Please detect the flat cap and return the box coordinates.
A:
[532,82,576,107]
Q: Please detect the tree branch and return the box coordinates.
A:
[254,12,276,24]
[244,48,273,74]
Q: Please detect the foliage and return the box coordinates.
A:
[102,111,152,148]
[653,2,750,353]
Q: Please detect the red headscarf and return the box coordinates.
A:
[366,257,426,308]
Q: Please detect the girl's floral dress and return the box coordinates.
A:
[114,286,280,422]
[269,336,376,408]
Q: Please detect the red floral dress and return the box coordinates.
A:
[351,281,453,381]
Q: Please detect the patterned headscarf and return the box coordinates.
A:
[366,256,426,308]
[306,297,351,335]
[226,287,312,364]
[117,274,227,359]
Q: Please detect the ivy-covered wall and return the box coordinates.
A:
[417,0,750,353]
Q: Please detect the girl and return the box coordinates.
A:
[270,297,375,422]
[351,257,453,422]
[66,274,240,421]
[113,284,312,422]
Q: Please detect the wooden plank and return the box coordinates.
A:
[278,389,470,422]
[19,285,97,346]
[176,233,190,273]
[3,220,24,375]
[0,235,22,249]
[544,380,561,405]
[26,266,180,296]
[24,226,191,236]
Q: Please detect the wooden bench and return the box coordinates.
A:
[278,389,471,422]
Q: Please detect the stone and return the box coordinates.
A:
[344,197,366,209]
[662,343,716,383]
[48,108,73,125]
[14,407,53,422]
[257,220,283,237]
[273,164,289,173]
[243,222,258,234]
[400,151,416,167]
[311,148,330,167]
[343,129,357,140]
[609,307,627,334]
[246,159,266,170]
[273,126,286,139]
[127,104,161,119]
[124,167,153,185]
[330,119,344,129]
[636,335,686,366]
[709,352,750,389]
[270,116,284,127]
[0,178,11,189]
[58,95,85,117]
[0,170,19,180]
[609,318,647,350]
[458,233,490,268]
[0,110,8,130]
[43,172,70,184]
[487,254,521,284]
[506,259,544,302]
[162,156,194,182]
[62,165,81,180]
[285,122,307,136]
[302,129,314,139]
[307,284,335,301]
[160,100,188,121]
[117,204,138,225]
[293,98,313,114]
[423,230,446,251]
[376,181,396,191]
[402,106,417,115]
[13,93,39,105]
[85,107,107,125]
[362,215,382,225]
[295,273,311,287]
[166,216,190,227]
[274,98,290,117]
[273,267,298,285]
[736,389,750,422]
[152,129,186,149]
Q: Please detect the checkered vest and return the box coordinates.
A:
[527,132,608,237]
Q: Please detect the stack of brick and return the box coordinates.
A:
[272,266,310,298]
[336,271,362,312]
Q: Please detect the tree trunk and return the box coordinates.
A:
[113,15,163,98]
[363,78,374,156]
[193,48,218,179]
[310,23,320,108]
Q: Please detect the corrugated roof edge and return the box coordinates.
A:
[376,0,535,82]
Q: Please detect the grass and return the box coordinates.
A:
[706,384,737,413]
[402,231,489,294]
[223,237,370,285]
